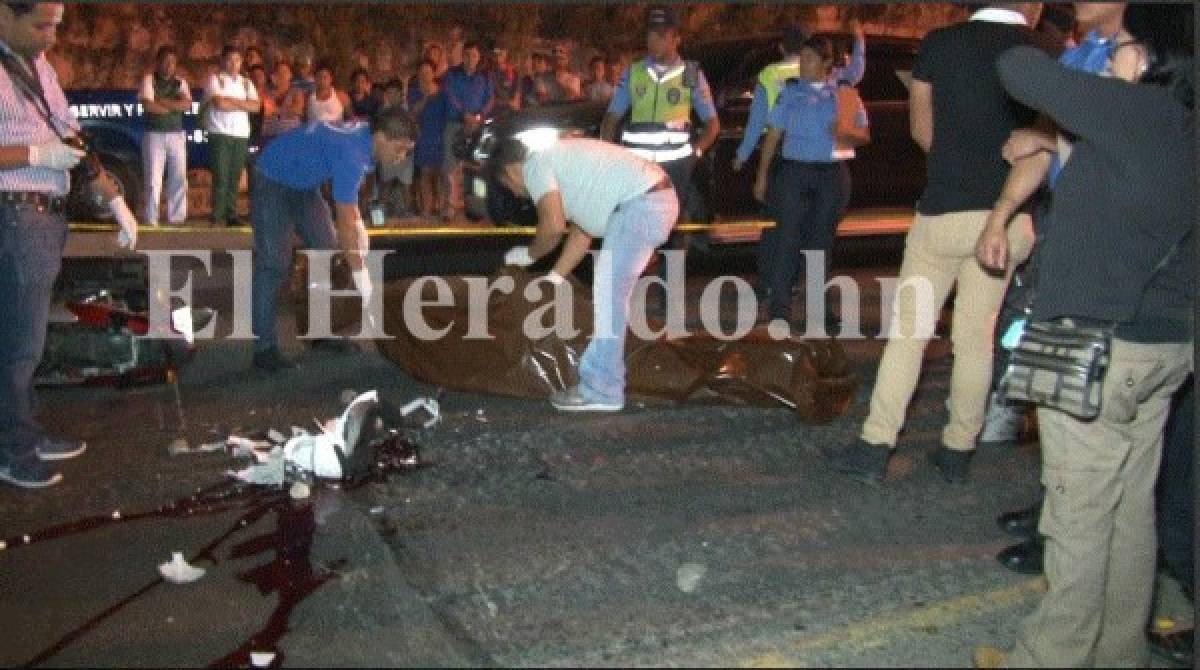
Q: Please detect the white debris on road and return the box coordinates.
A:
[158,551,206,584]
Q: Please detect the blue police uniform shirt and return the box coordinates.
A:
[734,34,867,164]
[606,55,718,122]
[767,80,863,162]
[1048,29,1117,185]
[256,121,373,204]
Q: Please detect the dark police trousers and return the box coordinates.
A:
[760,160,850,321]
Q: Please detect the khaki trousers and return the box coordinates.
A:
[1007,338,1193,668]
[860,210,1034,451]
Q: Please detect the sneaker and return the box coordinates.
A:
[0,455,63,489]
[932,446,973,483]
[822,438,891,483]
[978,392,1026,446]
[549,386,623,412]
[35,438,87,461]
[252,347,297,372]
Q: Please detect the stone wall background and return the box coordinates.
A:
[47,3,969,90]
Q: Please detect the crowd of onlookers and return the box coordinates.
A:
[137,25,628,228]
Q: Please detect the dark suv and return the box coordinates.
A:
[465,32,924,227]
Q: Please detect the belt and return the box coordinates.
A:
[0,191,66,213]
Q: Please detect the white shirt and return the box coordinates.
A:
[0,41,79,195]
[969,7,1029,26]
[203,72,258,138]
[522,138,664,237]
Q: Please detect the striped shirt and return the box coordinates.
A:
[0,41,79,195]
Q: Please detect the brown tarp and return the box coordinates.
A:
[294,265,858,424]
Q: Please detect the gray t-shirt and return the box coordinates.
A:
[522,138,663,237]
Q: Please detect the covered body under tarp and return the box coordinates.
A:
[294,266,857,424]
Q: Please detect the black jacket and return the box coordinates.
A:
[997,46,1194,341]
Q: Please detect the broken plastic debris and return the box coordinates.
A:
[400,396,441,428]
[267,429,286,444]
[369,506,384,515]
[289,481,311,500]
[111,510,121,520]
[340,388,358,405]
[227,435,272,450]
[167,438,190,456]
[158,551,206,584]
[250,651,276,667]
[675,563,707,593]
[0,540,7,550]
[229,448,285,486]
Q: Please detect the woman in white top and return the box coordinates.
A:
[203,45,260,226]
[306,62,350,123]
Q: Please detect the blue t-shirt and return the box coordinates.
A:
[443,65,493,121]
[256,121,374,204]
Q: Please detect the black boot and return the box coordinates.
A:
[997,500,1042,538]
[823,438,890,484]
[996,536,1044,575]
[932,446,973,483]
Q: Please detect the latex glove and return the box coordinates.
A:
[503,245,534,267]
[545,271,566,286]
[110,196,138,250]
[28,140,85,171]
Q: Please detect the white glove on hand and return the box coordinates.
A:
[110,196,138,250]
[28,141,85,171]
[351,268,374,301]
[545,271,566,286]
[503,245,534,267]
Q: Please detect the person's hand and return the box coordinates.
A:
[544,271,566,286]
[752,176,768,203]
[28,140,85,171]
[89,168,122,205]
[975,222,1009,272]
[1002,129,1054,164]
[732,158,744,173]
[503,245,534,267]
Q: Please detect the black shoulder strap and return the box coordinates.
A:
[0,47,68,141]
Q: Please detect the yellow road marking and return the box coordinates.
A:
[740,577,1047,667]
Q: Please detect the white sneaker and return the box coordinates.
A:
[549,386,623,412]
[978,392,1027,446]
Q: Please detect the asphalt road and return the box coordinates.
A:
[0,245,1190,668]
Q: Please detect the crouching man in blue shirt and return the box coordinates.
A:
[249,109,414,372]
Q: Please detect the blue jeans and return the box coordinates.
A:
[0,202,67,463]
[251,171,338,353]
[578,188,677,404]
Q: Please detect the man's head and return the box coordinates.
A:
[552,42,571,71]
[796,34,833,82]
[492,45,509,68]
[294,51,314,76]
[1125,2,1193,109]
[314,61,335,91]
[1073,2,1126,35]
[372,105,416,164]
[270,60,293,90]
[424,42,444,66]
[381,78,404,107]
[154,44,178,78]
[489,137,530,198]
[604,51,623,83]
[0,2,63,59]
[463,40,482,73]
[244,45,263,68]
[247,63,267,90]
[220,45,243,75]
[350,67,371,94]
[645,5,682,61]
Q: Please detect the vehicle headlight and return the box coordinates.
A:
[514,127,560,152]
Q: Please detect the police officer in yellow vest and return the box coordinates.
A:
[600,5,718,309]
